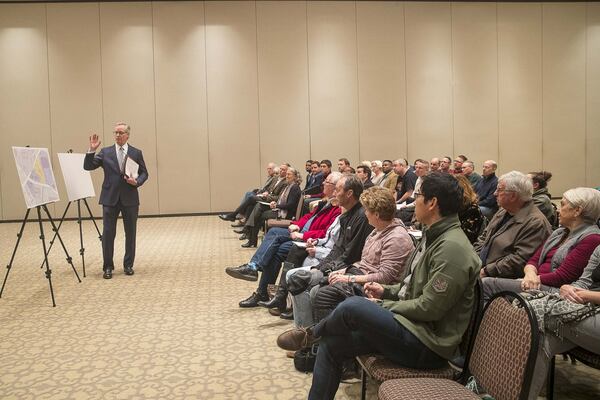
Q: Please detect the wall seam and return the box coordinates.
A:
[305,1,312,160]
[203,1,213,212]
[98,2,106,153]
[403,1,408,160]
[584,3,588,186]
[541,3,544,173]
[254,0,262,184]
[44,4,55,215]
[496,2,500,166]
[354,1,361,162]
[150,1,160,214]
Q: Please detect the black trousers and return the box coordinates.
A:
[102,202,139,271]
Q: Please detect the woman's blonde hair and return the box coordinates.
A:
[359,186,396,221]
[454,174,478,208]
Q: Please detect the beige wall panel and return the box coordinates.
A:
[256,1,310,178]
[153,2,210,214]
[587,3,600,188]
[404,2,453,162]
[356,1,406,162]
[99,2,158,215]
[0,4,53,220]
[47,3,104,219]
[307,1,359,164]
[542,3,586,194]
[497,4,543,177]
[205,1,260,211]
[452,3,498,170]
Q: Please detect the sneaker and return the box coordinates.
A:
[225,264,258,281]
[276,327,319,351]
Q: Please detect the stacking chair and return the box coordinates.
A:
[356,279,483,400]
[378,291,539,400]
[546,347,600,400]
[265,195,304,231]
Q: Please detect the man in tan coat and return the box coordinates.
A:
[474,171,552,279]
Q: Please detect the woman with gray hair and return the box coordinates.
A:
[482,186,600,302]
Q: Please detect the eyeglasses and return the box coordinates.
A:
[413,191,424,197]
[114,131,128,136]
[494,188,515,194]
[324,181,334,185]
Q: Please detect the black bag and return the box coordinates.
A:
[293,344,319,373]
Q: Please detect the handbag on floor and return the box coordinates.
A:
[293,344,319,373]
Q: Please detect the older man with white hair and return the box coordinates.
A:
[474,171,552,279]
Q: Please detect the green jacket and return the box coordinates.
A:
[381,215,481,360]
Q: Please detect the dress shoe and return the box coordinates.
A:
[241,240,257,248]
[219,213,235,221]
[233,228,246,235]
[231,221,244,227]
[258,293,286,311]
[280,310,294,320]
[276,326,319,351]
[225,264,258,281]
[238,233,248,241]
[124,267,134,276]
[239,292,269,308]
[103,270,112,279]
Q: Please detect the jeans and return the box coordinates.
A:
[308,296,446,400]
[249,227,289,269]
[256,240,294,295]
[479,205,497,220]
[289,268,323,327]
[528,314,600,400]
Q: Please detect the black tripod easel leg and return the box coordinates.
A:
[41,205,81,283]
[40,201,71,269]
[37,206,57,307]
[0,209,31,299]
[82,198,102,241]
[76,199,86,278]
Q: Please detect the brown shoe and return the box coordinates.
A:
[286,351,295,359]
[276,327,318,351]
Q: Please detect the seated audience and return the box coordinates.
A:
[288,175,374,327]
[529,171,557,228]
[378,160,398,192]
[225,173,342,308]
[337,158,351,172]
[356,164,374,189]
[475,171,552,279]
[455,174,484,244]
[302,160,332,212]
[237,168,301,247]
[304,160,324,194]
[276,172,481,400]
[370,160,384,185]
[461,160,482,187]
[482,187,600,301]
[393,158,417,204]
[219,162,279,222]
[396,159,428,225]
[430,157,440,172]
[526,246,600,400]
[439,156,452,173]
[453,155,467,174]
[309,186,414,323]
[475,159,499,219]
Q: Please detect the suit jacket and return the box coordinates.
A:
[262,178,288,203]
[474,200,551,278]
[84,145,148,207]
[260,175,278,193]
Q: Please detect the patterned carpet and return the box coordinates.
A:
[0,215,598,399]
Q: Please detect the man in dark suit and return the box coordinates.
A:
[84,122,149,279]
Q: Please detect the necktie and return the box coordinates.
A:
[118,147,125,174]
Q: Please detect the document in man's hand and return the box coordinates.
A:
[258,201,272,206]
[124,157,139,179]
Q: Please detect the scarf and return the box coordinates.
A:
[538,224,600,272]
[516,290,600,340]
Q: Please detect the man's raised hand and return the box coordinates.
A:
[89,133,101,152]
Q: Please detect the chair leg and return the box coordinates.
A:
[360,368,367,400]
[546,355,556,400]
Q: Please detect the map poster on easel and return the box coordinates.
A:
[12,147,60,209]
[57,153,95,202]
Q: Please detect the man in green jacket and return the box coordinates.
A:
[277,173,481,400]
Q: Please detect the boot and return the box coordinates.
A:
[241,227,258,248]
[258,289,287,312]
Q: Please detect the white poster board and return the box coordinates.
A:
[12,147,60,209]
[57,153,95,202]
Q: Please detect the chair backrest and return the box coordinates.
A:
[294,194,305,221]
[455,278,484,369]
[466,292,539,400]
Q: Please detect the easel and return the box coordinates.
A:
[1,203,82,307]
[40,197,101,278]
